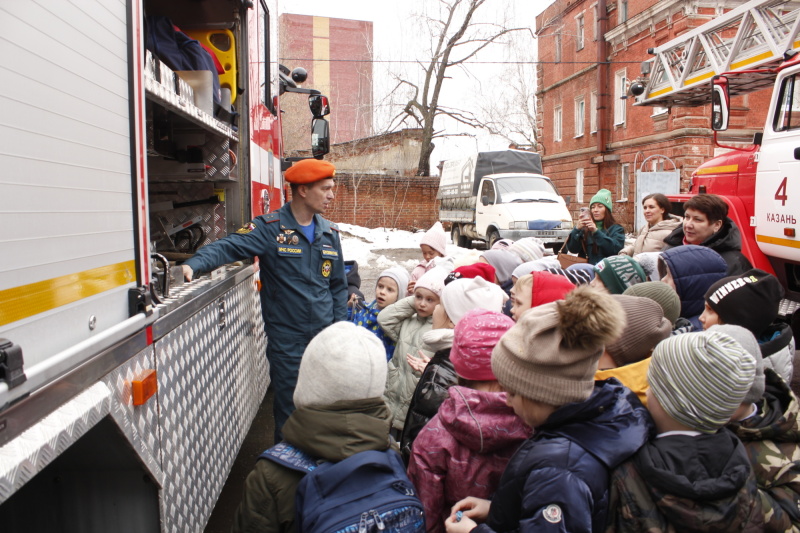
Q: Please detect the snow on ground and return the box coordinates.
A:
[338,223,471,269]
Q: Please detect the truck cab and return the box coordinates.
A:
[476,173,571,246]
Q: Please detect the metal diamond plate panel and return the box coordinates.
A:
[155,274,267,532]
[101,345,164,486]
[0,383,112,503]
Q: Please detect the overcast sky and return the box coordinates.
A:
[282,0,555,171]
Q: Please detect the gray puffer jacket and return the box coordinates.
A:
[760,321,796,389]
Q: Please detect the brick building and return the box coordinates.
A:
[280,14,373,151]
[535,0,771,230]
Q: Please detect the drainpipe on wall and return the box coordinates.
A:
[596,0,608,190]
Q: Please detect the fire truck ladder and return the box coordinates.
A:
[634,0,800,107]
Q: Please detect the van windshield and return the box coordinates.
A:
[495,176,559,203]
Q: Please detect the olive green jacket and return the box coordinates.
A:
[232,398,391,533]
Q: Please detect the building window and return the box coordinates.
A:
[576,14,584,51]
[614,70,627,125]
[575,96,585,137]
[576,168,584,204]
[590,91,598,133]
[619,164,630,201]
[554,106,562,142]
[619,0,628,23]
[555,32,562,63]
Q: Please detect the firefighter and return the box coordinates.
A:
[182,159,348,440]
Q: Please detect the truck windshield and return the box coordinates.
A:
[495,176,558,203]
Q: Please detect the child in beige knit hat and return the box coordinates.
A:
[445,286,653,533]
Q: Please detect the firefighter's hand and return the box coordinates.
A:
[182,264,194,281]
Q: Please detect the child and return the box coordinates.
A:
[595,295,672,406]
[509,271,575,321]
[700,268,794,386]
[380,265,450,433]
[408,309,530,533]
[350,266,410,361]
[590,255,647,294]
[409,221,448,294]
[623,281,681,328]
[606,330,762,532]
[657,245,728,331]
[233,322,391,532]
[401,276,509,462]
[720,324,800,532]
[446,286,653,533]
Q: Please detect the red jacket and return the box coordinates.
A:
[407,387,530,533]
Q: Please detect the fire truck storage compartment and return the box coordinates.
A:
[142,0,244,260]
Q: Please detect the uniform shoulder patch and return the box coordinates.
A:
[329,221,340,232]
[542,504,562,524]
[261,212,280,223]
[236,221,258,234]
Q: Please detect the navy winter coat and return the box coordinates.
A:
[659,245,727,331]
[474,379,654,533]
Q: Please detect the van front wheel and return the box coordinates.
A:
[487,230,501,248]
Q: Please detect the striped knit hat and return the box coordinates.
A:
[648,331,756,434]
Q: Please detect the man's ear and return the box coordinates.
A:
[295,183,309,199]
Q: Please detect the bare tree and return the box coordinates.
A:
[391,0,529,175]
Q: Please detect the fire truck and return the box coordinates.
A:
[0,0,328,530]
[630,0,800,317]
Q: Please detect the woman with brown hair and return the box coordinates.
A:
[620,193,682,255]
[565,189,625,264]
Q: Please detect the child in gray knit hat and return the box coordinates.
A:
[606,330,762,532]
[446,286,653,533]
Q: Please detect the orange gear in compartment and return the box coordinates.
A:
[185,29,237,104]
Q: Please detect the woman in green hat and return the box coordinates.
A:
[565,188,625,264]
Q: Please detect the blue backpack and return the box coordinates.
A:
[261,442,425,533]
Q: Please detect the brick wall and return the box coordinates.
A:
[324,173,440,231]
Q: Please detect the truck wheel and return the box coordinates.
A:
[487,230,501,248]
[452,225,469,248]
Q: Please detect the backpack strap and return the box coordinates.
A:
[258,442,319,474]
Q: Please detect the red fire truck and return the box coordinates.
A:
[0,0,328,530]
[631,0,800,317]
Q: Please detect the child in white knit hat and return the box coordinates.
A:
[408,221,448,294]
[350,266,410,362]
[234,322,391,532]
[380,264,452,434]
[606,330,761,532]
[446,286,652,533]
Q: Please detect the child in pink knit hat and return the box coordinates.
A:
[408,222,448,294]
[408,309,530,533]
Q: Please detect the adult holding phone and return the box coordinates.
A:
[619,193,682,256]
[565,189,625,264]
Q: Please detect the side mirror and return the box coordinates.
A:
[481,195,490,206]
[711,76,730,131]
[311,118,330,159]
[309,95,331,118]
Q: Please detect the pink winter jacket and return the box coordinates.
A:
[407,386,531,533]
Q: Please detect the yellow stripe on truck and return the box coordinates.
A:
[695,164,739,175]
[757,235,800,249]
[0,260,136,327]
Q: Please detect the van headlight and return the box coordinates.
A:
[561,220,573,230]
[509,221,528,230]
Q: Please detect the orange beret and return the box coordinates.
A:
[284,159,336,184]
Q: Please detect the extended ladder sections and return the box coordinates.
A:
[634,0,800,107]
